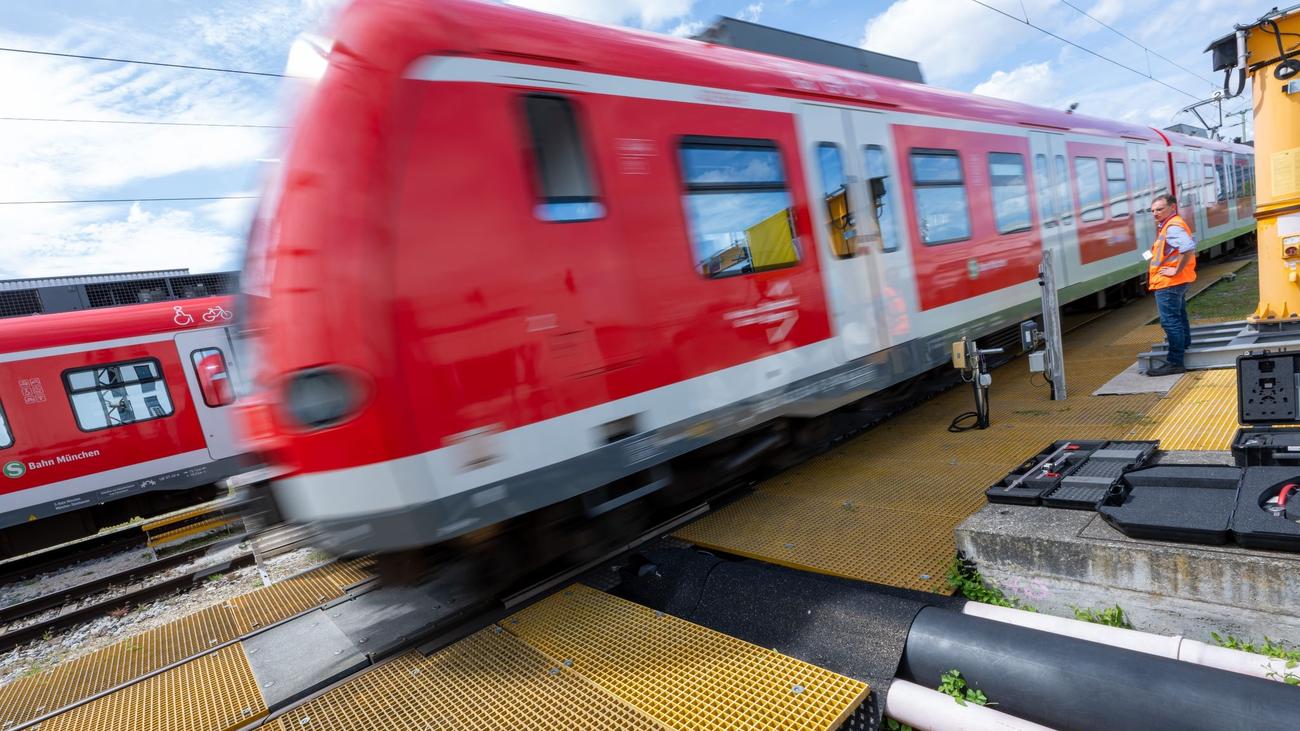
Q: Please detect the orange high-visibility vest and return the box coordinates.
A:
[1148,214,1197,290]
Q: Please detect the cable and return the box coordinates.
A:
[948,411,981,432]
[0,195,258,206]
[0,115,286,129]
[0,46,287,78]
[1059,0,1218,88]
[965,0,1202,101]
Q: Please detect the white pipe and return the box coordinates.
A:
[962,602,1294,681]
[884,679,1056,731]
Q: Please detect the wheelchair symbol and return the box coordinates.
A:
[173,306,195,326]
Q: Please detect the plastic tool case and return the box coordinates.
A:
[986,440,1156,508]
[1232,351,1300,466]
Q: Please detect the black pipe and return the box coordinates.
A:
[901,607,1300,731]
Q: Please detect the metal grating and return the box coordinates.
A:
[85,277,171,307]
[0,561,372,728]
[318,556,377,592]
[504,585,869,731]
[170,272,239,299]
[268,631,671,731]
[0,288,42,318]
[0,603,240,728]
[227,571,344,634]
[36,644,266,731]
[673,259,1248,593]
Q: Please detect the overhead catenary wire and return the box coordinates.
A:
[0,195,258,206]
[0,46,288,78]
[1058,0,1219,88]
[965,0,1203,101]
[0,115,286,129]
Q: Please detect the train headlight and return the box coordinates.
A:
[283,368,360,430]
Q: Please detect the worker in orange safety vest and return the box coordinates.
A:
[1146,193,1197,376]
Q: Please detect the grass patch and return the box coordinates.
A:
[1212,633,1300,685]
[1187,261,1256,321]
[1072,604,1133,629]
[947,555,1035,611]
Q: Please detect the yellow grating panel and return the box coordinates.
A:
[677,491,960,593]
[316,556,376,592]
[268,631,670,731]
[0,603,241,728]
[675,261,1248,592]
[1125,368,1240,450]
[141,502,222,533]
[504,585,868,731]
[38,644,266,731]
[228,571,343,633]
[147,516,237,547]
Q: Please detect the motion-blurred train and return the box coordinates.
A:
[0,293,245,558]
[238,0,1256,566]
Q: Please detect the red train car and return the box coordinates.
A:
[240,0,1255,560]
[0,297,246,557]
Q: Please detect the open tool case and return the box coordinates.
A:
[985,440,1157,509]
[1100,352,1300,550]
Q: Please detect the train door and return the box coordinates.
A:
[1027,131,1078,287]
[847,110,915,347]
[798,103,888,361]
[1127,142,1154,251]
[174,328,243,460]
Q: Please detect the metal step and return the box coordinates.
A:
[1137,319,1300,371]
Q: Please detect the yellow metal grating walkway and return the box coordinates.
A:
[0,560,373,729]
[676,260,1250,592]
[268,585,867,731]
[34,644,266,731]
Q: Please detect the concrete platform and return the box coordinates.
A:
[1093,362,1183,395]
[955,499,1300,642]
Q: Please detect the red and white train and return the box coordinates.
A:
[239,0,1256,559]
[0,297,244,557]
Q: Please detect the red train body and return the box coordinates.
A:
[241,0,1256,556]
[0,297,245,557]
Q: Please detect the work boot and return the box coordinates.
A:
[1146,364,1186,377]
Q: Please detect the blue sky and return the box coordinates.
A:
[0,0,1275,279]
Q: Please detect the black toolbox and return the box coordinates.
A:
[985,440,1155,508]
[1232,352,1300,466]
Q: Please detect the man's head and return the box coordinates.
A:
[1151,194,1178,225]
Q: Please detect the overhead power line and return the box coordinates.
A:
[0,46,287,78]
[0,115,286,129]
[0,195,259,206]
[1058,0,1218,88]
[965,0,1202,101]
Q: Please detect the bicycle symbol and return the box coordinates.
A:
[173,306,195,326]
[202,305,234,323]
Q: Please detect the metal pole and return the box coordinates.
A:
[1039,252,1067,400]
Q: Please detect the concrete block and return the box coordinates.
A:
[955,502,1300,643]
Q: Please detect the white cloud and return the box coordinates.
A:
[972,61,1058,106]
[670,20,707,38]
[506,0,694,28]
[861,0,1054,84]
[0,203,241,278]
[739,3,764,23]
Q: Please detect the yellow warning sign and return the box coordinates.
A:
[27,514,37,521]
[1271,147,1300,199]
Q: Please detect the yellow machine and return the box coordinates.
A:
[1213,7,1300,320]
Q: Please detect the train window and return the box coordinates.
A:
[190,348,235,407]
[909,149,971,245]
[522,95,604,222]
[679,137,799,277]
[1053,155,1072,225]
[988,152,1031,234]
[64,359,174,432]
[1105,159,1129,218]
[1175,161,1191,207]
[1204,164,1218,204]
[1032,154,1056,227]
[0,401,11,450]
[1151,160,1169,198]
[816,143,855,259]
[1215,154,1229,201]
[863,145,899,252]
[1073,156,1104,222]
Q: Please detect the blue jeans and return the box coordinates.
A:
[1155,283,1191,367]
